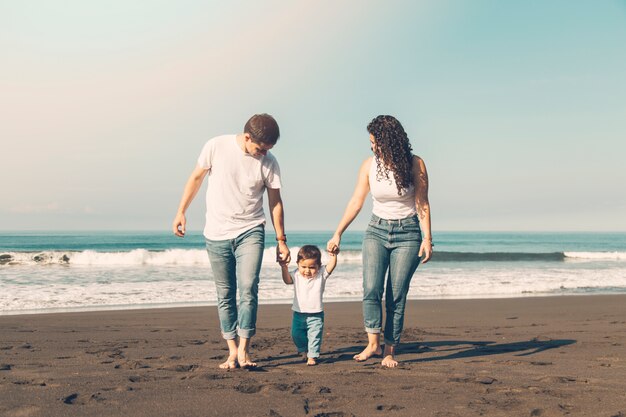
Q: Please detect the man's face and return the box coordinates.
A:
[244,134,274,157]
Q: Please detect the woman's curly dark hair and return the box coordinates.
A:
[367,115,414,195]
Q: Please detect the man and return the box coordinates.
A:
[172,113,290,369]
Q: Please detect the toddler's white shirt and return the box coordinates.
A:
[291,266,330,313]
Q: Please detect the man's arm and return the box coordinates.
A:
[172,166,208,237]
[267,187,291,263]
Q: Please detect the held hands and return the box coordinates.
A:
[276,241,291,264]
[172,213,186,237]
[326,235,341,255]
[418,239,433,263]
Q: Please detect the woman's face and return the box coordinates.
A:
[369,134,377,153]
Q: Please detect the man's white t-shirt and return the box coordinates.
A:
[197,134,282,240]
[291,267,330,313]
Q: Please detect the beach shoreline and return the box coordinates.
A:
[1,295,625,416]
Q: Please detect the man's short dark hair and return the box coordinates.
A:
[244,113,280,145]
[297,245,322,266]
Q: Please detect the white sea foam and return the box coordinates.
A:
[0,248,363,267]
[564,251,626,261]
[2,262,626,314]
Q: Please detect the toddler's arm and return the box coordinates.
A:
[325,252,338,275]
[280,262,293,284]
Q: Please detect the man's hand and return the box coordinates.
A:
[277,241,291,264]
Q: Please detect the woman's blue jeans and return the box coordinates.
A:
[362,214,422,346]
[205,224,265,340]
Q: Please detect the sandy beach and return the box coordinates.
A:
[1,295,625,417]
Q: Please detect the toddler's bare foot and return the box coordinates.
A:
[307,357,317,366]
[219,354,238,369]
[353,345,382,362]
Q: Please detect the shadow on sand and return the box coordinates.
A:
[252,338,576,368]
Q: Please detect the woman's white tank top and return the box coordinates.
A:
[369,157,416,220]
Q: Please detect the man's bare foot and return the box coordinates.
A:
[307,357,318,366]
[353,345,382,362]
[381,345,398,368]
[219,354,238,369]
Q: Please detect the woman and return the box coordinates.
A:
[327,115,433,368]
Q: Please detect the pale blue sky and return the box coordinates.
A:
[1,1,625,231]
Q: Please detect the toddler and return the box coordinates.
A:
[281,245,337,365]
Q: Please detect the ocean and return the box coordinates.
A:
[1,231,625,315]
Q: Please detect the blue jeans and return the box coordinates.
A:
[291,311,324,358]
[362,214,422,346]
[205,224,265,340]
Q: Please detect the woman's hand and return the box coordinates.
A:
[418,240,433,263]
[326,234,341,255]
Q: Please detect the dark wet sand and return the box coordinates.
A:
[1,295,625,417]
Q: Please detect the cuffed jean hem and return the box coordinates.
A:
[222,330,237,340]
[221,329,256,340]
[238,328,256,339]
[365,327,381,334]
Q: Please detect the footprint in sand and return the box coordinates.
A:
[167,364,199,372]
[537,376,577,384]
[114,360,151,370]
[0,364,12,371]
[90,392,106,403]
[61,393,79,405]
[235,380,263,394]
[376,404,405,411]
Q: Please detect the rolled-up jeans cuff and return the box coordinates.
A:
[222,330,237,340]
[238,328,256,339]
[365,327,381,334]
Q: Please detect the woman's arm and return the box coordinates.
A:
[326,158,372,253]
[413,155,432,263]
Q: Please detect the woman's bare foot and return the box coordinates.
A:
[353,344,382,362]
[219,354,238,369]
[381,345,398,368]
[237,352,257,369]
[237,337,257,369]
[307,357,318,366]
[381,355,398,368]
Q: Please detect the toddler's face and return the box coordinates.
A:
[297,258,320,278]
